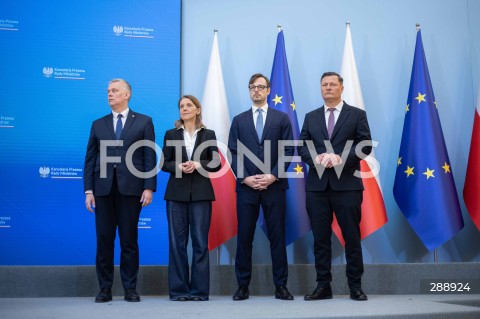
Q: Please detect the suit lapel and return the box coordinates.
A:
[318,107,329,139]
[176,129,189,161]
[120,110,136,140]
[243,110,259,143]
[331,103,351,140]
[104,114,116,140]
[191,128,205,159]
[261,108,275,143]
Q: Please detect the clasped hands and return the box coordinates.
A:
[178,160,201,174]
[315,153,342,168]
[243,174,276,191]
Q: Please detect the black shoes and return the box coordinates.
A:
[232,286,249,301]
[304,286,333,301]
[124,289,141,302]
[94,289,112,303]
[171,296,190,301]
[95,288,141,302]
[350,289,368,301]
[233,285,293,300]
[275,285,294,300]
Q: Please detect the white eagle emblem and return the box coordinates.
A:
[39,166,50,178]
[43,67,53,78]
[113,25,124,36]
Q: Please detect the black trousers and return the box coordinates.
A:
[94,174,142,291]
[306,188,364,290]
[235,187,288,288]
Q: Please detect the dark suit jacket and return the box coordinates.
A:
[298,102,372,192]
[228,107,294,191]
[162,127,221,202]
[83,110,157,196]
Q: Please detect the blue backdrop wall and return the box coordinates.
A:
[0,0,181,265]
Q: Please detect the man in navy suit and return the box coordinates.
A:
[228,73,294,301]
[84,78,156,303]
[299,72,372,301]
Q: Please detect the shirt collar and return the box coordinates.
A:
[324,101,344,113]
[252,103,269,114]
[112,108,129,119]
[177,124,204,134]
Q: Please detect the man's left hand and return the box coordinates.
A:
[141,189,153,207]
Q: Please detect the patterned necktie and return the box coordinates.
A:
[256,109,264,141]
[116,114,123,140]
[327,108,335,139]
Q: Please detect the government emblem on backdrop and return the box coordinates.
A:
[113,25,124,36]
[42,67,53,78]
[39,166,50,178]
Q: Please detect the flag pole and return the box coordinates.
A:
[277,24,282,32]
[415,22,438,262]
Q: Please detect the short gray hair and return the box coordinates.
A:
[109,78,132,100]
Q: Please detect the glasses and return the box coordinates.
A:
[249,85,268,91]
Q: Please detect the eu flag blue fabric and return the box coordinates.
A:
[393,30,464,251]
[258,30,311,245]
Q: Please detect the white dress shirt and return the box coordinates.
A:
[324,101,344,125]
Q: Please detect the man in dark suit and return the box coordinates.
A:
[228,73,294,301]
[299,72,372,301]
[84,78,156,303]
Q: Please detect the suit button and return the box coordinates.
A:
[260,146,263,149]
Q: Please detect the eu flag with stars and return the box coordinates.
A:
[260,30,311,245]
[393,29,464,251]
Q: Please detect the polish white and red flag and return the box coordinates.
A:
[464,86,480,231]
[202,31,238,250]
[336,23,388,244]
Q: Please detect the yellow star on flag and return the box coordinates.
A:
[404,165,414,177]
[423,167,435,179]
[415,92,426,104]
[405,104,410,112]
[397,157,402,166]
[442,162,451,173]
[293,163,303,174]
[290,101,296,111]
[272,94,283,105]
[434,101,437,108]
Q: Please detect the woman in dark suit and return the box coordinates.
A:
[161,95,221,301]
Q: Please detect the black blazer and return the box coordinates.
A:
[298,103,372,192]
[162,127,221,202]
[83,110,157,196]
[228,107,294,191]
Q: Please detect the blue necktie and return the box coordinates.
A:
[256,109,264,141]
[116,114,123,140]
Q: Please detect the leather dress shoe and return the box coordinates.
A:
[191,296,208,301]
[95,289,112,303]
[232,286,249,301]
[350,289,368,301]
[124,289,141,302]
[275,285,294,300]
[304,286,332,301]
[171,296,190,301]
